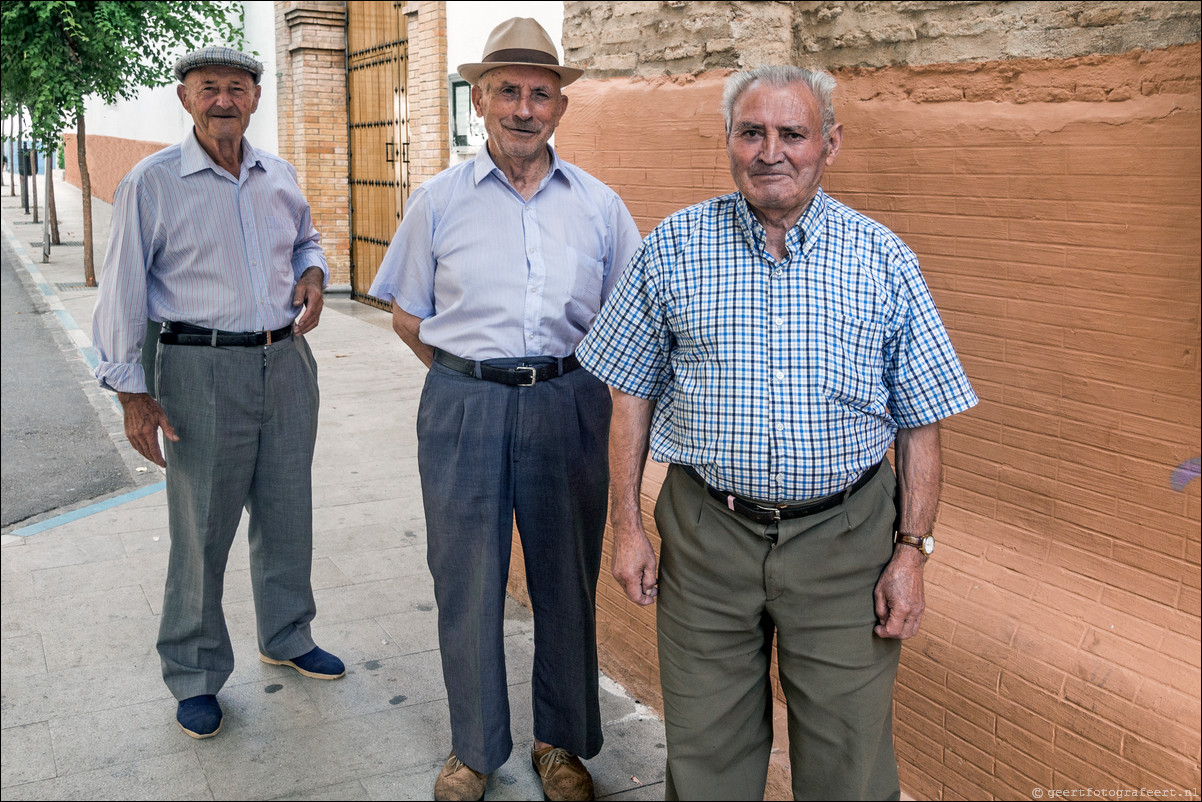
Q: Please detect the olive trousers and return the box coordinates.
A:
[655,462,903,801]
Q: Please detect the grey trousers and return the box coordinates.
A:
[417,359,610,774]
[155,333,320,700]
[655,462,903,801]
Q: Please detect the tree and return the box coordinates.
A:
[0,1,244,284]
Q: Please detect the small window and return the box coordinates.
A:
[449,74,486,152]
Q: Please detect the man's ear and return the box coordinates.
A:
[824,122,844,165]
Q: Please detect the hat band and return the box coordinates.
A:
[483,48,559,67]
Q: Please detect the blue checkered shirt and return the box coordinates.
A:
[577,190,978,502]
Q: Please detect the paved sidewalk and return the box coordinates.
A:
[0,172,665,800]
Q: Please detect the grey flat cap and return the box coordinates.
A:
[174,46,263,84]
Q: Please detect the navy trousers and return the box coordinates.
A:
[417,358,610,774]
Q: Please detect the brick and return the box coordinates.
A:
[1159,630,1202,669]
[900,647,951,688]
[1053,700,1125,754]
[1101,585,1197,639]
[997,701,1056,756]
[895,715,946,762]
[1122,736,1199,788]
[1080,628,1196,696]
[943,684,998,734]
[1176,585,1199,616]
[998,641,1066,697]
[1051,748,1127,791]
[939,747,997,798]
[994,740,1053,789]
[897,762,943,802]
[945,723,996,773]
[1067,676,1199,753]
[919,637,1004,692]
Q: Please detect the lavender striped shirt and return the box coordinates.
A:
[92,132,328,394]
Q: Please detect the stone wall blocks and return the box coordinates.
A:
[571,1,1201,77]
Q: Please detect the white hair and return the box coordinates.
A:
[722,66,837,139]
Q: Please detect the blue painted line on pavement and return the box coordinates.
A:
[8,482,166,538]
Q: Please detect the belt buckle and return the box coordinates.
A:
[515,366,537,387]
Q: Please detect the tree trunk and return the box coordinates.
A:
[42,148,53,262]
[3,117,11,195]
[30,148,40,225]
[47,150,60,245]
[19,113,29,212]
[78,112,96,287]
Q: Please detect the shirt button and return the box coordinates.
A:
[775,370,785,381]
[774,316,784,326]
[775,473,784,484]
[776,423,785,432]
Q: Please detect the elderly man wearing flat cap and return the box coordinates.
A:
[92,46,343,740]
[369,17,640,802]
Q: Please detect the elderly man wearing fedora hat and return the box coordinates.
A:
[370,17,640,802]
[93,45,344,741]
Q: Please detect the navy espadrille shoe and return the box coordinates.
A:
[177,694,222,738]
[259,646,346,679]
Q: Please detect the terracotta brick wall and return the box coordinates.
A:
[524,44,1201,800]
[62,134,171,205]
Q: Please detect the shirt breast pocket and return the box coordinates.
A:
[818,313,889,414]
[566,246,605,320]
[264,214,299,276]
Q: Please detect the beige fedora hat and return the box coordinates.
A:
[457,17,582,86]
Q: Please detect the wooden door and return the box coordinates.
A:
[347,0,409,308]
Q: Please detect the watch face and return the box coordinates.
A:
[921,536,934,555]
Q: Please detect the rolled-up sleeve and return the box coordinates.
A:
[92,175,154,394]
[290,204,329,286]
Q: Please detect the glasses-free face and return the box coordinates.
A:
[726,81,841,225]
[178,65,261,152]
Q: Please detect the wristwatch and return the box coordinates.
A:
[894,530,934,558]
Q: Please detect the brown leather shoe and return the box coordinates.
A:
[531,745,594,801]
[433,751,488,802]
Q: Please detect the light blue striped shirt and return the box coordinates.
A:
[92,132,328,394]
[369,146,641,360]
[578,190,979,501]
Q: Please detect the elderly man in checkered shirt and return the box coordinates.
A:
[577,65,978,801]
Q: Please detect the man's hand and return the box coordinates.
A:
[117,392,179,468]
[391,302,434,367]
[612,522,659,606]
[873,544,926,639]
[609,388,659,606]
[292,266,325,336]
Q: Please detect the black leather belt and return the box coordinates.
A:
[433,348,580,387]
[159,321,293,347]
[682,461,882,526]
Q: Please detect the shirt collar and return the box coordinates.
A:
[472,143,570,191]
[733,189,828,261]
[180,130,264,180]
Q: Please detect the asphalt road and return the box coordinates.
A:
[1,236,133,528]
